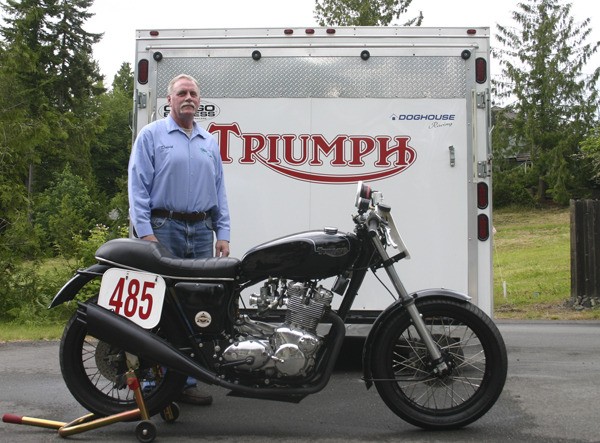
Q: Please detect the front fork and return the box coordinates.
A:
[369,234,449,375]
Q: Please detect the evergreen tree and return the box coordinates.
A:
[0,0,104,194]
[314,0,422,26]
[494,0,600,204]
[92,63,133,199]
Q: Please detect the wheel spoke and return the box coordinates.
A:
[387,315,490,410]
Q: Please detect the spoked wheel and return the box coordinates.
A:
[59,300,187,417]
[371,298,507,430]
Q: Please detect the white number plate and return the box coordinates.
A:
[98,268,166,329]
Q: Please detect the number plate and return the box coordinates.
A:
[98,268,166,329]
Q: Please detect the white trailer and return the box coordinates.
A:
[132,26,494,318]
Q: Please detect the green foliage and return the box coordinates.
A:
[581,125,600,184]
[0,1,135,326]
[493,166,537,207]
[34,164,101,256]
[493,0,600,205]
[73,223,128,268]
[0,0,105,195]
[0,221,128,325]
[92,63,134,198]
[314,0,422,26]
[0,255,75,324]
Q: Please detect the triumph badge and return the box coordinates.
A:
[194,311,212,328]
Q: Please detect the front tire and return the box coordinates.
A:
[59,300,187,417]
[371,298,507,430]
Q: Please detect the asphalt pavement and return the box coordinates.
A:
[1,320,599,442]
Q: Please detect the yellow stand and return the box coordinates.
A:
[2,369,174,442]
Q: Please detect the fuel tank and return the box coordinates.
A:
[240,228,360,281]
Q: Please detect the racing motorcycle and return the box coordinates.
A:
[51,182,507,434]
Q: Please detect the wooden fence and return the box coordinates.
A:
[570,200,600,302]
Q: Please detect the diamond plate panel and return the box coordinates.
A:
[157,57,466,98]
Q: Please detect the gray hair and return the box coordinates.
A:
[167,74,200,95]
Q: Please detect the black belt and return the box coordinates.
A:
[151,209,209,221]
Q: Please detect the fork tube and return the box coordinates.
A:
[370,235,443,362]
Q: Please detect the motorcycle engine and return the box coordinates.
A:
[222,281,333,378]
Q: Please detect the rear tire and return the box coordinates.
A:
[371,298,507,429]
[59,299,187,417]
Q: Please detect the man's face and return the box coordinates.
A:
[168,78,200,125]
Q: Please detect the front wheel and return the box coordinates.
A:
[370,298,507,430]
[59,299,187,417]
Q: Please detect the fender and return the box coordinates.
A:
[48,264,112,308]
[361,288,471,388]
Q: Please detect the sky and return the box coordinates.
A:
[86,0,599,86]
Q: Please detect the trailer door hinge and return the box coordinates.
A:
[449,146,455,167]
[477,160,490,178]
[476,92,486,109]
[137,92,147,109]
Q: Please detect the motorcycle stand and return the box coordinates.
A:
[2,369,178,442]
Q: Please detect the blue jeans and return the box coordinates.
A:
[150,215,214,388]
[150,216,214,259]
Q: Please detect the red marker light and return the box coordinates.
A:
[477,182,489,209]
[137,59,149,85]
[478,214,490,241]
[476,58,487,84]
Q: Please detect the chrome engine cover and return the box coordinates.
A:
[221,326,322,377]
[222,281,331,377]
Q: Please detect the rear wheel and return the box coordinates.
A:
[59,300,187,417]
[371,298,507,430]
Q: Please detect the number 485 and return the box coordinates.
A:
[108,277,154,320]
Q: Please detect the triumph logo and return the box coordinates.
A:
[207,122,417,184]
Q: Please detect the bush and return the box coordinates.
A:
[34,165,101,257]
[493,166,537,208]
[0,222,128,324]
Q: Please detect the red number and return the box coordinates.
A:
[108,277,125,314]
[124,279,140,318]
[139,281,155,320]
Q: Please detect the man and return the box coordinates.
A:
[128,74,230,405]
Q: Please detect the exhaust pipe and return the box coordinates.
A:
[78,303,345,401]
[79,303,225,386]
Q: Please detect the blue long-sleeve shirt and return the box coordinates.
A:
[128,115,230,241]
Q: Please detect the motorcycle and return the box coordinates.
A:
[50,181,507,434]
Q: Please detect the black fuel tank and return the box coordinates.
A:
[240,228,360,281]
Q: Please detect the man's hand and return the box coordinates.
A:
[215,240,230,257]
[141,234,159,242]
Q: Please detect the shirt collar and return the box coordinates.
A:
[166,114,205,139]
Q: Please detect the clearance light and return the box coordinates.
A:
[326,28,336,34]
[476,57,487,84]
[284,29,294,35]
[478,214,490,241]
[137,59,149,85]
[149,30,159,37]
[477,182,489,209]
[467,29,477,35]
[305,28,315,35]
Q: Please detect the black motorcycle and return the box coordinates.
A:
[51,182,507,432]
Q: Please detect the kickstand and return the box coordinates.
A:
[2,367,174,442]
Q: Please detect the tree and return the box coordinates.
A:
[314,0,422,26]
[581,126,600,186]
[34,164,100,256]
[0,0,105,194]
[493,0,600,204]
[92,63,134,199]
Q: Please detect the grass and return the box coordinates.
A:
[0,323,64,342]
[493,206,600,320]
